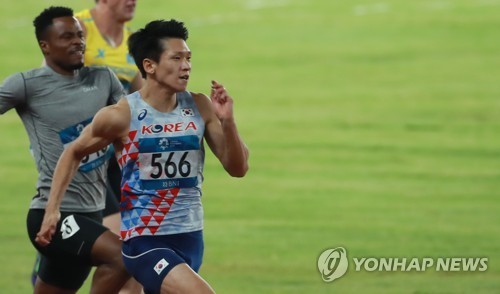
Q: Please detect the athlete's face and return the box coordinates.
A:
[107,0,137,22]
[40,16,85,75]
[149,39,191,92]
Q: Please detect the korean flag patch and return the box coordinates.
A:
[153,258,169,275]
[181,108,194,117]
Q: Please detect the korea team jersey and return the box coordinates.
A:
[118,91,206,241]
[75,9,138,93]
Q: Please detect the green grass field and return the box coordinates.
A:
[1,0,500,293]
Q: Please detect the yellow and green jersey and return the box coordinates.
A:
[75,9,139,93]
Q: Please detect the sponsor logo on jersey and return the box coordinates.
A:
[96,49,105,59]
[82,85,98,92]
[138,109,147,121]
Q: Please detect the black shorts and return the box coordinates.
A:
[27,209,108,290]
[102,157,121,217]
[103,182,120,217]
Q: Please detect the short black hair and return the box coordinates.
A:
[33,6,73,41]
[128,19,189,78]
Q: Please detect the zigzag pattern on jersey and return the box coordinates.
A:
[118,129,181,240]
[118,129,139,169]
[120,185,180,240]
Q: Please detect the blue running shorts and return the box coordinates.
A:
[122,230,204,293]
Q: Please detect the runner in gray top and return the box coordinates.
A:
[0,6,130,293]
[1,65,121,211]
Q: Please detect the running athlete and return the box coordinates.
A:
[0,7,130,293]
[75,0,142,94]
[29,2,143,289]
[36,19,249,294]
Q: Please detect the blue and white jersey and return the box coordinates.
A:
[118,91,205,241]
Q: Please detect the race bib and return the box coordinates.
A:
[138,135,200,190]
[59,117,113,172]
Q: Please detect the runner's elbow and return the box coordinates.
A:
[227,162,249,178]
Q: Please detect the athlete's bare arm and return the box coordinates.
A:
[193,80,249,177]
[35,99,130,246]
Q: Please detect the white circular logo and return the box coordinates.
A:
[318,247,348,282]
[76,124,85,134]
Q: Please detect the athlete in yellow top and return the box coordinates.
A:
[75,0,142,94]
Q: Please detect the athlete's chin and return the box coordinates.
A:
[177,80,189,91]
[119,12,135,22]
[173,83,188,93]
[69,62,84,71]
[161,79,188,93]
[125,14,135,21]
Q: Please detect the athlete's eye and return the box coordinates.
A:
[61,33,73,40]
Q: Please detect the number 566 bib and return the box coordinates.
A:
[138,135,200,190]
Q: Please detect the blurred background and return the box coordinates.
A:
[1,0,499,293]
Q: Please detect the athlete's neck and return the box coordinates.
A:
[139,82,178,113]
[45,60,79,76]
[91,7,124,47]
